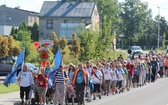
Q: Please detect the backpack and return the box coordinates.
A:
[76,70,84,84]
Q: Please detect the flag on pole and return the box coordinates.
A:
[3,50,25,87]
[48,48,62,88]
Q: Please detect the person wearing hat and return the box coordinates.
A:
[53,65,69,105]
[68,63,76,82]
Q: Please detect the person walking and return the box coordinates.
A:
[103,63,112,96]
[164,55,168,77]
[92,66,103,100]
[117,64,124,94]
[133,60,142,87]
[37,67,48,105]
[158,56,164,78]
[17,64,34,105]
[110,63,118,95]
[52,65,69,105]
[45,62,54,104]
[151,57,159,82]
[68,63,76,82]
[72,64,88,105]
[126,59,134,91]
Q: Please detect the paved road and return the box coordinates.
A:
[87,78,168,105]
[1,78,168,105]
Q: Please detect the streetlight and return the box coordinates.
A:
[145,2,160,48]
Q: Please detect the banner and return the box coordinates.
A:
[3,50,25,87]
[48,48,62,88]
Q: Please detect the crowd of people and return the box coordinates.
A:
[17,51,168,105]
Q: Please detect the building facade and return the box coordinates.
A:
[39,1,99,40]
[0,5,39,35]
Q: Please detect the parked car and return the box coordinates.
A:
[0,57,14,76]
[127,46,143,59]
[129,46,143,54]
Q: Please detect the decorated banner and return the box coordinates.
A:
[34,40,53,67]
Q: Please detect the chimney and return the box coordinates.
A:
[15,6,20,9]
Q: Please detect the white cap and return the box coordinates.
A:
[127,59,131,63]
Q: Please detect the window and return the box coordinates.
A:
[34,17,36,22]
[64,20,69,23]
[6,16,11,22]
[94,11,98,16]
[30,17,32,23]
[47,20,53,29]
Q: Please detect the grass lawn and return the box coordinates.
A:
[0,83,19,94]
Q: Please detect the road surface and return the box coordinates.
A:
[0,78,168,105]
[87,78,168,105]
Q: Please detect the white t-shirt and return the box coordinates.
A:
[117,69,124,81]
[85,67,92,78]
[92,70,102,84]
[104,68,112,80]
[111,69,118,81]
[18,71,34,87]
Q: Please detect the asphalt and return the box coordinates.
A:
[0,77,167,105]
[0,91,20,105]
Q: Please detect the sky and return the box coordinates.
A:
[0,0,168,20]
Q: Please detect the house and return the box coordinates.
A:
[0,5,39,35]
[39,0,99,40]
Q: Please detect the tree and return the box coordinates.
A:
[19,22,28,31]
[0,35,21,59]
[95,0,121,32]
[51,31,57,40]
[162,33,166,49]
[10,26,17,35]
[69,33,81,58]
[52,37,60,55]
[31,22,39,41]
[0,36,9,58]
[119,0,152,45]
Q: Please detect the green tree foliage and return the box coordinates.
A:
[51,32,59,55]
[93,0,121,33]
[19,22,27,31]
[162,33,166,49]
[31,22,39,41]
[16,30,32,62]
[51,31,57,39]
[10,26,18,39]
[10,26,18,35]
[59,37,68,50]
[69,33,81,58]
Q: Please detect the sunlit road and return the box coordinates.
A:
[87,78,168,105]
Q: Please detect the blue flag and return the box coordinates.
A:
[3,50,25,87]
[48,48,62,88]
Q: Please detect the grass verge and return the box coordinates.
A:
[0,83,19,94]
